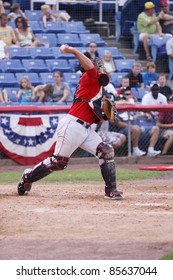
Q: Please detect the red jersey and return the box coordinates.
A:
[69,67,108,124]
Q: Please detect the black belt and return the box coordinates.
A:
[76,119,90,129]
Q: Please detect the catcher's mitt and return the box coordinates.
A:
[102,98,117,123]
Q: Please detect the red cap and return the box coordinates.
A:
[160,0,168,6]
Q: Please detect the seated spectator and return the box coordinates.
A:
[110,92,145,157]
[0,1,5,15]
[8,3,27,22]
[51,71,70,102]
[166,35,173,58]
[143,62,158,88]
[117,77,130,94]
[126,62,144,88]
[102,50,116,74]
[157,94,173,155]
[159,0,173,35]
[33,84,54,103]
[14,16,46,47]
[0,89,8,103]
[0,39,9,59]
[84,41,99,60]
[93,120,126,151]
[41,4,70,29]
[158,73,172,98]
[14,76,35,104]
[141,82,167,118]
[137,1,165,61]
[0,13,20,47]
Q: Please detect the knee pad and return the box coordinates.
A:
[96,142,114,163]
[42,155,69,171]
[26,155,69,183]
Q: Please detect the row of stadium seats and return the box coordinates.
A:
[8,47,124,60]
[0,58,134,74]
[9,20,90,35]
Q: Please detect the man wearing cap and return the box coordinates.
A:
[137,1,165,61]
[157,94,173,155]
[159,0,173,34]
[141,83,167,116]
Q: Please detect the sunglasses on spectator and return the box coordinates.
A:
[161,5,168,7]
[89,45,97,48]
[151,88,159,91]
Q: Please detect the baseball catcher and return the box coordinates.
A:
[17,45,123,200]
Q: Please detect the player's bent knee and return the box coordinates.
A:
[43,155,69,171]
[96,142,114,162]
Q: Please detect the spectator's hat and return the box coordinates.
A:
[160,0,168,7]
[144,2,155,9]
[167,94,173,101]
[151,82,160,90]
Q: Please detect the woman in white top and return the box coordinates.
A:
[0,40,9,59]
[14,16,46,47]
[102,50,116,74]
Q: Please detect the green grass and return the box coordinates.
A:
[0,168,166,184]
[160,252,173,260]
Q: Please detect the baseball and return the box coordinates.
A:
[59,45,66,53]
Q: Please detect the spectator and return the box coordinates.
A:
[0,39,9,59]
[45,1,56,11]
[41,4,70,29]
[84,41,99,60]
[0,89,8,103]
[143,62,158,88]
[141,82,167,118]
[102,49,116,74]
[159,0,173,35]
[14,76,35,104]
[126,62,144,88]
[158,73,172,98]
[33,84,54,103]
[166,35,173,58]
[0,13,19,46]
[93,120,126,152]
[110,90,145,157]
[0,1,5,15]
[137,1,165,61]
[117,77,130,94]
[8,3,27,22]
[14,16,46,47]
[157,94,173,155]
[51,71,70,103]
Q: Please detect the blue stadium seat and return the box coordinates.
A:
[114,59,135,73]
[52,47,75,59]
[40,73,54,84]
[97,47,124,60]
[43,22,66,33]
[4,88,19,102]
[57,33,83,47]
[68,59,80,72]
[25,10,42,21]
[168,57,173,80]
[0,60,25,73]
[62,21,90,34]
[15,73,42,86]
[0,73,18,87]
[22,59,48,73]
[8,47,32,59]
[150,33,172,63]
[45,59,72,72]
[29,21,43,33]
[29,47,56,59]
[79,33,107,47]
[35,33,58,47]
[109,72,128,87]
[63,72,81,87]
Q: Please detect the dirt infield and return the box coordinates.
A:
[0,164,173,260]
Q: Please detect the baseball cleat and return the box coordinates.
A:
[104,189,123,200]
[17,168,32,196]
